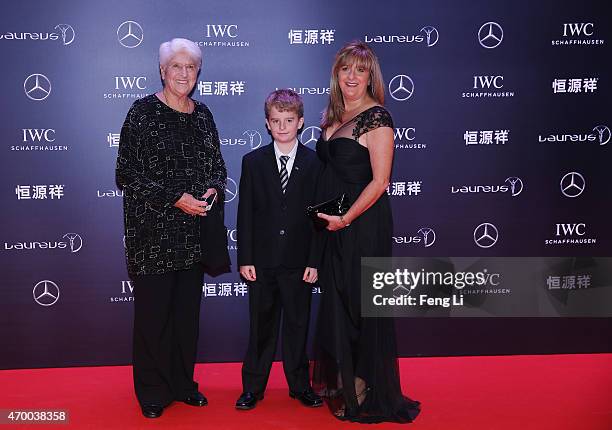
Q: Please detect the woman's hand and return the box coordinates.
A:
[317,213,349,231]
[200,188,218,213]
[202,188,217,200]
[174,192,207,216]
[303,267,318,283]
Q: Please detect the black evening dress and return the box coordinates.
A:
[312,106,421,423]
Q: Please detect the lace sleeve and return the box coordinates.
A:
[352,106,394,140]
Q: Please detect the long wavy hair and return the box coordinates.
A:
[321,40,385,129]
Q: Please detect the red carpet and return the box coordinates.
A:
[0,354,610,429]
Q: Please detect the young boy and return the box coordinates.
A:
[235,89,322,410]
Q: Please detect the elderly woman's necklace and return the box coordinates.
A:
[160,89,191,114]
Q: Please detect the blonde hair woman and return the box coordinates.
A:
[312,40,421,423]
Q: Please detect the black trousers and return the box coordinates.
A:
[241,267,312,394]
[132,265,204,406]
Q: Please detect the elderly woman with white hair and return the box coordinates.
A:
[116,38,226,418]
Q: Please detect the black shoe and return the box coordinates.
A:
[289,388,323,408]
[235,391,264,410]
[183,391,208,407]
[141,403,163,418]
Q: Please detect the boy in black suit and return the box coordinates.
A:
[235,89,322,410]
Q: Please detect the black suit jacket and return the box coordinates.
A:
[237,142,322,269]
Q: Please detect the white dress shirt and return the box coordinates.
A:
[273,140,298,178]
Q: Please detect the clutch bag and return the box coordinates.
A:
[200,201,231,276]
[306,193,350,219]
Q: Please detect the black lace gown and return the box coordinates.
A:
[312,106,421,423]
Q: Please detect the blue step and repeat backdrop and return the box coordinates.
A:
[1,0,610,369]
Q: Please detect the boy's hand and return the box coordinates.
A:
[303,267,318,283]
[240,265,257,281]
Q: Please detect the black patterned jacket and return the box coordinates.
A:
[116,95,227,276]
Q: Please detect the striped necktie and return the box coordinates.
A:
[279,155,289,193]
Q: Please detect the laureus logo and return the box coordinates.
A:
[54,24,75,45]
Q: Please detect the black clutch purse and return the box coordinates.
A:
[200,201,231,276]
[306,193,350,219]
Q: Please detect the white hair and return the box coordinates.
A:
[159,38,202,68]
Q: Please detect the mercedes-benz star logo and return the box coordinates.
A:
[560,172,585,198]
[117,20,144,48]
[505,177,524,196]
[300,126,321,146]
[24,74,51,101]
[593,125,611,146]
[478,22,503,49]
[55,24,75,45]
[420,26,439,47]
[225,177,238,203]
[33,280,60,307]
[242,129,262,150]
[388,75,414,101]
[474,223,499,248]
[393,283,416,299]
[417,227,436,247]
[62,233,83,253]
